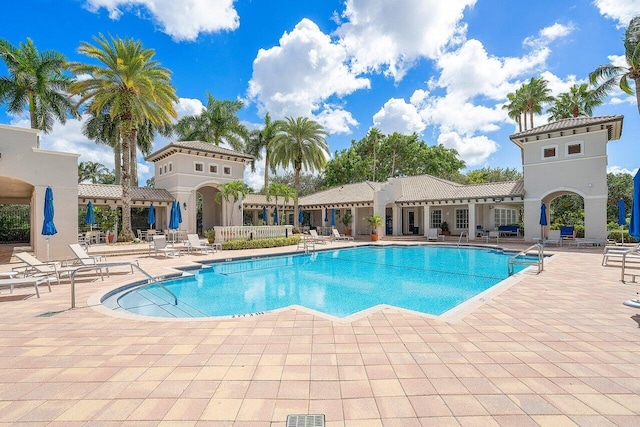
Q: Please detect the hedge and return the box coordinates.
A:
[222,236,302,250]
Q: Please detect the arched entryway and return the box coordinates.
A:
[540,189,586,239]
[197,185,223,233]
[0,176,34,261]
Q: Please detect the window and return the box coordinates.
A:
[223,166,231,175]
[168,162,172,172]
[194,162,203,172]
[162,165,167,174]
[209,164,218,174]
[455,209,468,230]
[566,141,583,156]
[430,209,442,228]
[158,166,163,175]
[494,208,517,226]
[542,145,557,159]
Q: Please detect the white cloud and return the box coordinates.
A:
[372,98,425,135]
[247,18,369,131]
[83,0,239,41]
[523,22,576,48]
[316,106,359,134]
[437,132,498,167]
[336,0,476,80]
[593,0,640,27]
[608,165,639,176]
[175,97,205,119]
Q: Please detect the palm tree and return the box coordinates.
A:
[266,182,296,225]
[522,77,554,129]
[83,106,122,184]
[246,113,281,190]
[502,88,526,132]
[547,83,603,121]
[590,15,640,114]
[78,161,108,183]
[0,37,78,133]
[69,34,178,241]
[270,116,329,229]
[214,180,252,226]
[174,93,249,151]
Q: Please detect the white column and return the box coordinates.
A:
[468,202,476,240]
[423,205,430,237]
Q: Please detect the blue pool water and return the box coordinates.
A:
[110,245,528,318]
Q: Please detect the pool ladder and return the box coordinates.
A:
[457,231,469,246]
[508,244,544,275]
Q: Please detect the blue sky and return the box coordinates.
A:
[1,0,639,189]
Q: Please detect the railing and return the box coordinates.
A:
[70,262,177,308]
[214,225,294,243]
[457,231,468,247]
[508,244,544,275]
[297,237,316,253]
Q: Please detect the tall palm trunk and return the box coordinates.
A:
[635,77,640,115]
[114,141,121,184]
[119,127,136,241]
[130,141,138,187]
[263,151,270,190]
[28,90,37,130]
[293,163,301,229]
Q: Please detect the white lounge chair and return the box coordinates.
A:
[0,276,51,298]
[68,243,138,277]
[186,234,215,254]
[602,242,640,266]
[426,228,445,241]
[309,229,331,244]
[150,235,181,257]
[543,229,562,246]
[15,252,77,282]
[332,228,354,241]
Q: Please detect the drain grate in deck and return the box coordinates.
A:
[286,414,325,427]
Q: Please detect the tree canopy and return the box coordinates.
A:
[324,132,465,187]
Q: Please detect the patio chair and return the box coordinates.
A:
[68,243,139,277]
[186,234,215,254]
[602,242,640,266]
[309,229,330,244]
[426,228,445,241]
[15,252,78,282]
[150,235,181,257]
[331,228,354,241]
[543,229,562,246]
[0,276,51,298]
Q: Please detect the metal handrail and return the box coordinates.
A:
[508,243,544,275]
[70,262,178,308]
[457,231,468,247]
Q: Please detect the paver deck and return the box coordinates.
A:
[0,239,638,426]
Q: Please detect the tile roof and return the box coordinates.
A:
[395,175,524,203]
[78,184,174,203]
[145,140,254,162]
[509,115,623,141]
[243,193,294,208]
[299,181,380,207]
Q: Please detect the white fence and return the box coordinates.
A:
[214,225,294,243]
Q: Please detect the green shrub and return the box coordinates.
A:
[222,236,301,250]
[608,229,637,243]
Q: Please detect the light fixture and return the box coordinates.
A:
[183,202,187,209]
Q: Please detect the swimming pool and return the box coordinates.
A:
[105,245,529,319]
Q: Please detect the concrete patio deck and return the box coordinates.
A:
[0,240,638,426]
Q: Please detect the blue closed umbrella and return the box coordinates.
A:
[168,201,179,230]
[539,203,547,240]
[148,203,156,228]
[274,206,279,224]
[629,170,640,240]
[330,208,335,227]
[298,208,304,225]
[85,201,95,230]
[618,198,626,244]
[262,206,267,224]
[177,201,183,225]
[324,208,328,222]
[42,186,57,260]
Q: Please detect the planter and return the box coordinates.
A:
[108,234,114,243]
[207,238,215,244]
[345,229,352,236]
[442,231,450,236]
[370,233,379,241]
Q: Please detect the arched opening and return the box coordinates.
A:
[0,175,34,246]
[543,189,585,238]
[197,185,223,232]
